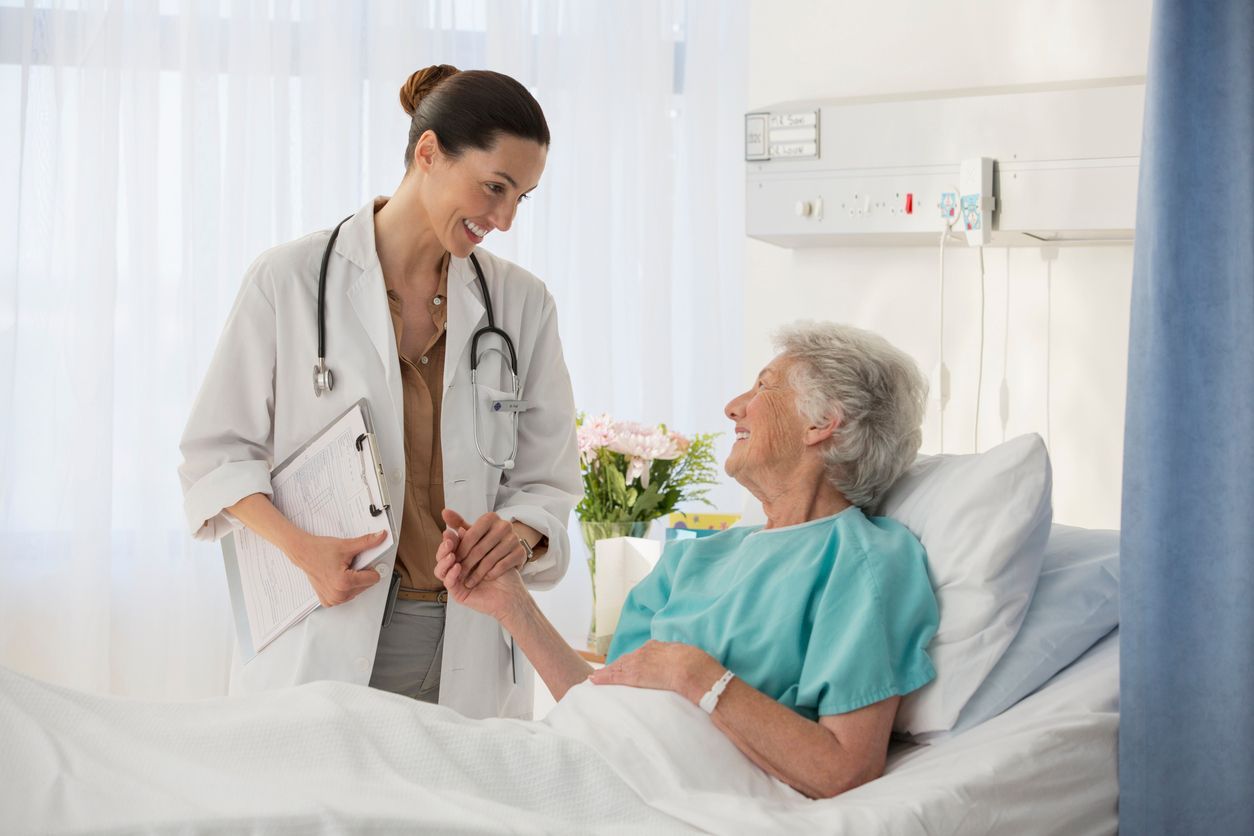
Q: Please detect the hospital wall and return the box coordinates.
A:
[741,0,1151,530]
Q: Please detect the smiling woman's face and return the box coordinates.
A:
[722,355,809,489]
[415,131,547,259]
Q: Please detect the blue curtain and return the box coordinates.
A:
[1121,1,1254,832]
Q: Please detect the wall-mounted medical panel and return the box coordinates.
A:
[745,82,1144,247]
[745,110,821,161]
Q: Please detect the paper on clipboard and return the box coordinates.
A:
[222,399,394,662]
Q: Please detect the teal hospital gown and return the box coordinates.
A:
[606,507,939,720]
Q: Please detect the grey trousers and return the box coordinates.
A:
[368,599,445,703]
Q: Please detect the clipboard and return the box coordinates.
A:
[222,398,396,662]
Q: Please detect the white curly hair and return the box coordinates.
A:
[774,321,928,508]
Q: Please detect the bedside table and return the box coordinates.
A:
[575,647,606,665]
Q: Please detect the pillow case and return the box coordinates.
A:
[943,524,1119,736]
[873,433,1053,736]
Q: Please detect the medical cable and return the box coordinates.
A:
[973,245,986,452]
[935,189,961,454]
[1045,252,1053,449]
[1000,248,1011,443]
[936,228,949,453]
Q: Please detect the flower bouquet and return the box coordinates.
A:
[575,413,720,647]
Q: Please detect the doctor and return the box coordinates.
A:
[178,65,580,719]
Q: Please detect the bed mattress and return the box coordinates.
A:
[1,632,1118,834]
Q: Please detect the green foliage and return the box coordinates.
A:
[575,425,722,524]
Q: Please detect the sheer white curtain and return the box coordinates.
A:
[0,0,747,697]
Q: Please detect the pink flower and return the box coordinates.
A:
[626,457,649,484]
[577,413,617,462]
[608,423,670,459]
[606,421,690,487]
[576,411,717,523]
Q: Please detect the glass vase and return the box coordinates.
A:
[580,519,651,654]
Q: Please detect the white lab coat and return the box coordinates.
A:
[178,199,581,719]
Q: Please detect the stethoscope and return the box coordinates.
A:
[313,215,527,470]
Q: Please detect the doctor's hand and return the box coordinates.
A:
[440,509,528,589]
[287,531,387,608]
[434,527,528,621]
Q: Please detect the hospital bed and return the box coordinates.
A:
[1,555,1118,835]
[0,629,1117,834]
[2,436,1118,833]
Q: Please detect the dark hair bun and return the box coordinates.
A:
[399,64,460,117]
[398,68,549,170]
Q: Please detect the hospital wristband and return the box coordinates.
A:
[698,669,735,715]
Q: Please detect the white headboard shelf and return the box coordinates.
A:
[745,79,1144,247]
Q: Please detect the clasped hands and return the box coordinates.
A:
[434,507,532,618]
[435,522,724,706]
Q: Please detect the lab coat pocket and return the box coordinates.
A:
[474,385,519,468]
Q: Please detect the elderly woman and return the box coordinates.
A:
[435,321,938,800]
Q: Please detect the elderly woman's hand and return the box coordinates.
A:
[588,640,725,704]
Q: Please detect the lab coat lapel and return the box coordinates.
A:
[444,254,487,393]
[346,263,399,375]
[339,206,404,434]
[346,263,404,436]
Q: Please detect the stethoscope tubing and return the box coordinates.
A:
[313,215,522,470]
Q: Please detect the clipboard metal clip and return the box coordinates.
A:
[356,432,391,517]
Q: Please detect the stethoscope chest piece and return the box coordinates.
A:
[312,214,353,398]
[313,358,334,397]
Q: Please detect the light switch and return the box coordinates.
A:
[745,114,768,161]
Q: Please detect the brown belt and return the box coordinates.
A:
[397,586,448,604]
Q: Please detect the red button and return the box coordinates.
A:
[905,193,913,214]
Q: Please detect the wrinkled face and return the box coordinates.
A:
[416,132,547,258]
[723,355,809,489]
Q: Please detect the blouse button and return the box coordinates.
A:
[433,296,443,306]
[420,356,429,365]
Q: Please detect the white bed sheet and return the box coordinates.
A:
[544,630,1119,835]
[803,629,1119,835]
[1,633,1118,835]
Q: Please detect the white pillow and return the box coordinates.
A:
[873,434,1053,736]
[945,524,1119,735]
